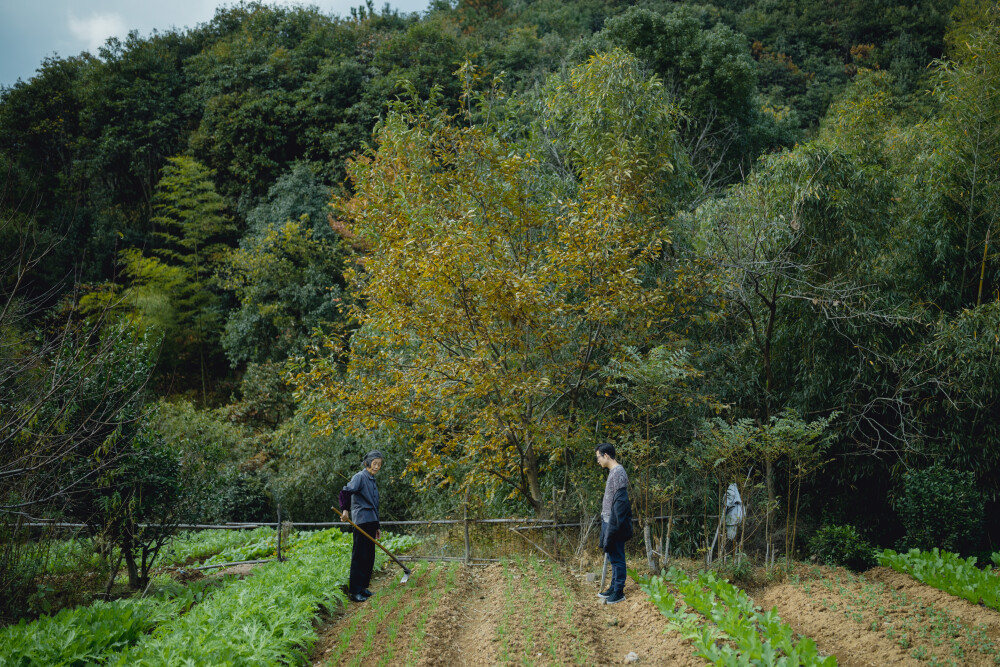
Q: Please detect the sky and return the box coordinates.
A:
[0,0,431,88]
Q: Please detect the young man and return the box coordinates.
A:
[338,451,383,602]
[596,442,633,605]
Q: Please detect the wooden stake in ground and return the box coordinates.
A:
[508,527,558,561]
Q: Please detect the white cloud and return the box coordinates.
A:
[67,11,127,53]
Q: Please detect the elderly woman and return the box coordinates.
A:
[338,450,383,602]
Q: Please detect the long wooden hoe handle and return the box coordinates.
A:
[342,513,411,575]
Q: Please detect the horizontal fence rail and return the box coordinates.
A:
[22,515,693,531]
[21,513,707,565]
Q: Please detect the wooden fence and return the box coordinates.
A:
[23,512,702,569]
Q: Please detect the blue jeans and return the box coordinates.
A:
[606,536,627,594]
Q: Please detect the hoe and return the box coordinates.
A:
[599,552,609,594]
[342,514,412,584]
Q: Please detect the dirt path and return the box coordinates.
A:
[415,562,500,666]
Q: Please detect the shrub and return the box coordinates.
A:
[717,552,758,588]
[65,424,186,590]
[213,468,273,522]
[808,524,876,571]
[896,464,983,553]
[155,400,273,523]
[764,559,792,584]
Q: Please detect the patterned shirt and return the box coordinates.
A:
[601,464,628,522]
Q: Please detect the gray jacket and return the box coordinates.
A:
[342,469,380,524]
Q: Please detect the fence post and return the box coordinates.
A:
[463,488,471,565]
[551,488,558,558]
[276,504,283,562]
[665,512,673,563]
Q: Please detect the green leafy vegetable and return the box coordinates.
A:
[878,548,1000,610]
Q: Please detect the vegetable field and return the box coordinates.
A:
[310,553,703,667]
[308,553,1000,667]
[0,528,415,666]
[4,533,1000,666]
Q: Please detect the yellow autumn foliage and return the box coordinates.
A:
[296,51,701,512]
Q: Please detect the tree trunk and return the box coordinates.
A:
[665,501,674,564]
[977,229,991,306]
[791,469,803,558]
[784,463,793,558]
[123,545,140,590]
[524,443,545,515]
[765,458,775,550]
[643,521,659,574]
[103,548,124,599]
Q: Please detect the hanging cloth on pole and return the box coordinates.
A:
[725,483,744,539]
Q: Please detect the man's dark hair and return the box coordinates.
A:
[595,442,616,460]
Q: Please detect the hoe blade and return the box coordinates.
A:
[400,567,411,584]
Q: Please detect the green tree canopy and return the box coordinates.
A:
[104,156,233,397]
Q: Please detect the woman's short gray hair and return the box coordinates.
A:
[363,450,384,467]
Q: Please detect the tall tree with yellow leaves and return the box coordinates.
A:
[297,51,700,513]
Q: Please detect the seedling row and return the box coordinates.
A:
[640,567,836,666]
[787,563,1000,665]
[877,547,1000,610]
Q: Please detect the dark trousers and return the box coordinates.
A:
[349,521,379,594]
[606,536,627,595]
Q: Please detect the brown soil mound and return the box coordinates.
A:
[414,563,500,666]
[865,566,1000,640]
[755,580,915,666]
[212,562,265,577]
[754,564,1000,666]
[172,567,206,583]
[574,569,703,665]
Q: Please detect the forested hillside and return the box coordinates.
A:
[3,0,998,619]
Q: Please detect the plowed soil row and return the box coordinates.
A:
[309,556,1000,666]
[310,555,701,666]
[752,564,1000,667]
